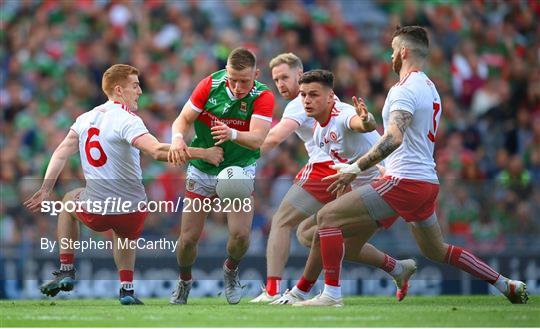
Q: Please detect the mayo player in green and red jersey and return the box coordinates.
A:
[168,48,275,305]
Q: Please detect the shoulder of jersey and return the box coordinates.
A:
[394,71,424,88]
[333,100,355,116]
[97,102,140,119]
[284,95,303,111]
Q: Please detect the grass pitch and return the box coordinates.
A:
[1,296,538,327]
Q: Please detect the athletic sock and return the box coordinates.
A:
[59,253,74,271]
[494,275,508,293]
[119,270,134,291]
[319,228,344,287]
[381,254,403,276]
[179,266,192,281]
[322,284,342,299]
[296,276,316,294]
[224,256,240,271]
[445,245,500,284]
[291,286,309,299]
[266,277,281,296]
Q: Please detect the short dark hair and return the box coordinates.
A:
[298,69,334,89]
[227,47,257,70]
[392,25,429,59]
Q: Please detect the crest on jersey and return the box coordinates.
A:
[186,179,195,191]
[329,131,338,142]
[240,102,247,112]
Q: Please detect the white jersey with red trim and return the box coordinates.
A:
[313,101,381,181]
[282,95,332,163]
[382,71,441,182]
[70,100,149,213]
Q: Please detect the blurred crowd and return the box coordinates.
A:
[1,0,539,255]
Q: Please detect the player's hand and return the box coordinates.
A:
[323,163,361,195]
[211,121,232,146]
[352,96,369,122]
[24,189,50,213]
[204,146,224,166]
[168,135,191,166]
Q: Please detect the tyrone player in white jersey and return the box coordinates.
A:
[295,26,528,307]
[25,64,224,305]
[271,69,416,306]
[251,53,415,304]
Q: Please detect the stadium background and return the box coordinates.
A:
[1,0,539,299]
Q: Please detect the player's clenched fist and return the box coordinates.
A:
[204,146,224,166]
[211,121,234,146]
[168,133,191,166]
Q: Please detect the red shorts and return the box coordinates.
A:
[75,210,148,240]
[371,176,439,228]
[295,161,343,204]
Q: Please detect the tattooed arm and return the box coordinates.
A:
[323,110,413,195]
[355,110,413,171]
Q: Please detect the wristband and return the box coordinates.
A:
[230,129,238,141]
[172,132,184,140]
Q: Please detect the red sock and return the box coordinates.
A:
[381,254,397,273]
[179,266,192,281]
[60,253,74,265]
[119,270,134,290]
[224,256,240,271]
[266,277,281,296]
[59,253,74,271]
[445,245,500,284]
[318,228,344,287]
[296,276,316,293]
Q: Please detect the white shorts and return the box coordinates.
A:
[185,164,256,199]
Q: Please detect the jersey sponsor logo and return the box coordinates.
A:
[198,110,249,130]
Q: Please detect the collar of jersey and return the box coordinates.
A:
[224,79,253,101]
[109,100,132,113]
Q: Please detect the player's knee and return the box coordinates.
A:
[296,224,312,247]
[316,207,337,228]
[179,236,199,251]
[229,231,250,246]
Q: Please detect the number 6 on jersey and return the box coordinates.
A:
[85,127,108,167]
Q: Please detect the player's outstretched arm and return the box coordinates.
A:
[24,130,79,212]
[211,117,271,150]
[186,146,224,166]
[349,96,377,132]
[260,118,299,156]
[133,134,171,162]
[169,102,199,165]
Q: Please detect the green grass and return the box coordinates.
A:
[1,296,538,327]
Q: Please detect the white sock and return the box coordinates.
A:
[390,261,404,276]
[494,275,508,293]
[323,284,341,299]
[60,263,73,271]
[291,286,309,299]
[122,282,134,291]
